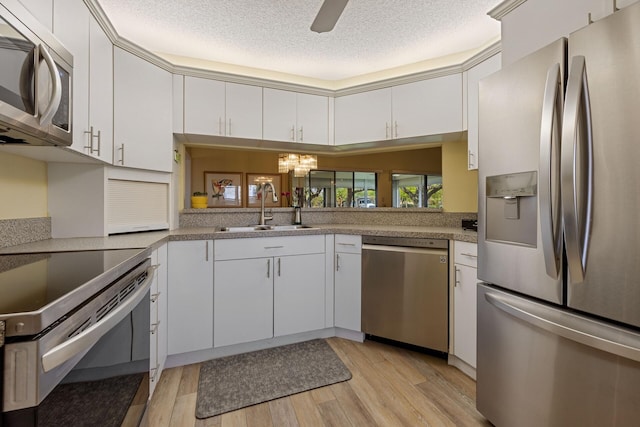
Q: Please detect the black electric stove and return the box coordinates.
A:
[0,248,149,338]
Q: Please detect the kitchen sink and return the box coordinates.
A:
[218,225,314,232]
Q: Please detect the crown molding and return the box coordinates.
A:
[488,0,528,21]
[84,0,502,96]
[461,40,502,71]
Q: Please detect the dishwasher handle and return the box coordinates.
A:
[362,244,447,256]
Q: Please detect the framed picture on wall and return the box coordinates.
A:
[246,174,282,208]
[204,172,243,207]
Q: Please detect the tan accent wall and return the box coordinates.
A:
[0,152,48,219]
[441,140,478,212]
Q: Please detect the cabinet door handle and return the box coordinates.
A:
[278,258,281,277]
[228,118,232,136]
[84,126,94,151]
[118,144,125,165]
[394,120,398,138]
[299,126,304,142]
[150,321,160,335]
[267,259,271,278]
[94,130,101,156]
[385,122,389,139]
[337,242,356,247]
[264,245,284,250]
[468,150,475,169]
[205,241,209,261]
[455,267,461,287]
[460,252,477,258]
[219,117,223,135]
[150,292,161,303]
[336,253,340,271]
[291,126,295,141]
[150,364,160,382]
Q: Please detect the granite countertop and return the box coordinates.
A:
[0,225,476,254]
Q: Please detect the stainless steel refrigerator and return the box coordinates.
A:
[477,3,640,426]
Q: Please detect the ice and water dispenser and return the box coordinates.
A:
[485,171,537,247]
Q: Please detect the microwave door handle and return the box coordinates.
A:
[38,44,62,126]
[561,55,594,285]
[41,265,157,372]
[539,63,563,279]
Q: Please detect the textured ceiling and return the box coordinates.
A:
[96,0,501,81]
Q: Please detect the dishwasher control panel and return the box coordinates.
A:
[362,235,448,249]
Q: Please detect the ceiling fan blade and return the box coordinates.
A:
[310,0,349,33]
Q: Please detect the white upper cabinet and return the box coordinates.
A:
[53,0,113,163]
[19,0,52,30]
[334,88,392,145]
[184,77,225,135]
[334,74,463,145]
[183,76,262,140]
[113,48,173,172]
[263,88,329,145]
[392,74,463,139]
[466,53,501,170]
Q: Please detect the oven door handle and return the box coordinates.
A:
[41,265,157,373]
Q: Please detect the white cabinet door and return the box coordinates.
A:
[334,252,361,331]
[263,88,297,142]
[297,92,329,145]
[274,253,325,337]
[52,0,89,155]
[87,16,113,163]
[466,53,501,170]
[392,74,463,138]
[225,82,262,139]
[183,78,262,139]
[53,2,112,162]
[167,241,213,355]
[19,0,52,30]
[263,89,328,145]
[214,257,273,347]
[184,76,225,135]
[334,88,392,145]
[149,243,167,397]
[453,263,478,368]
[113,48,173,172]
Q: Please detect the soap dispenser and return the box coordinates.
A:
[293,206,302,225]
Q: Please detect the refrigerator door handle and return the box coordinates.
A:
[485,291,640,363]
[561,55,593,284]
[539,63,563,279]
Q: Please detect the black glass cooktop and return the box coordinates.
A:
[0,249,145,316]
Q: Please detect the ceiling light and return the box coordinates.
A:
[278,153,318,177]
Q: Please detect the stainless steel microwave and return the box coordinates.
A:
[0,0,73,147]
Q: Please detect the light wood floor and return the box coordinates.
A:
[140,337,491,427]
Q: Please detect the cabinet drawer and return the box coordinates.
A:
[454,241,478,268]
[335,234,362,254]
[215,235,325,260]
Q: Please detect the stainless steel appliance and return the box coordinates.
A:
[0,249,154,426]
[362,236,448,352]
[0,0,72,147]
[477,3,640,426]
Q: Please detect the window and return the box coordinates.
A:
[302,171,377,208]
[392,174,442,208]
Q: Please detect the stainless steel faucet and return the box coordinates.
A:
[258,182,278,225]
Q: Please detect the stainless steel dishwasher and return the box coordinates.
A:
[361,236,449,352]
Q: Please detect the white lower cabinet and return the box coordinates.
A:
[167,240,214,355]
[274,254,325,336]
[149,243,168,397]
[214,236,326,348]
[334,235,362,331]
[453,241,478,369]
[214,257,274,348]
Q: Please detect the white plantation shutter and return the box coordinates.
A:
[107,179,169,234]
